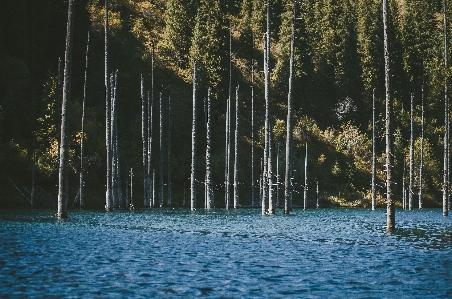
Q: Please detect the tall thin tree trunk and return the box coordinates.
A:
[125,166,129,208]
[276,141,280,208]
[444,0,449,217]
[159,92,164,207]
[225,23,232,210]
[372,89,376,210]
[149,45,154,207]
[316,181,319,208]
[130,168,133,208]
[114,70,121,207]
[167,95,172,206]
[383,0,395,229]
[58,0,75,218]
[105,0,113,212]
[141,75,148,208]
[403,158,406,210]
[152,169,156,208]
[268,125,274,215]
[304,141,308,210]
[251,35,255,207]
[80,31,89,210]
[57,58,63,143]
[284,1,295,214]
[234,84,240,209]
[31,150,35,207]
[419,85,424,210]
[206,88,213,209]
[409,93,414,210]
[111,72,118,208]
[190,61,198,211]
[262,32,269,215]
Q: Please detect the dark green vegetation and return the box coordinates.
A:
[0,0,450,209]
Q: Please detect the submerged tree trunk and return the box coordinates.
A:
[419,86,424,210]
[372,89,376,210]
[409,93,414,210]
[58,0,75,219]
[80,31,89,210]
[190,61,198,211]
[383,0,395,229]
[105,0,113,212]
[251,35,255,207]
[141,74,148,208]
[304,141,308,210]
[284,2,295,214]
[444,0,449,217]
[234,84,240,209]
[167,95,172,207]
[159,92,164,207]
[205,88,213,209]
[225,23,232,211]
[262,32,269,215]
[31,150,35,207]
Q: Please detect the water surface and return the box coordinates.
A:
[1,208,451,298]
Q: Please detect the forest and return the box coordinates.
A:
[0,0,451,213]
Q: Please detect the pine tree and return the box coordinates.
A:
[57,0,74,219]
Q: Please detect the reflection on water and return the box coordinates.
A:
[0,208,451,298]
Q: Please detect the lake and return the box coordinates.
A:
[0,208,451,298]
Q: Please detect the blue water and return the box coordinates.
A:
[0,208,451,298]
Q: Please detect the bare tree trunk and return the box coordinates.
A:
[276,141,280,208]
[419,86,424,210]
[104,0,113,212]
[372,89,376,210]
[125,166,129,208]
[147,91,154,207]
[268,125,274,215]
[190,61,198,211]
[225,23,232,211]
[167,95,172,206]
[31,150,35,207]
[316,181,319,208]
[403,158,406,210]
[304,141,308,210]
[152,169,156,208]
[80,31,89,210]
[383,0,395,229]
[444,0,449,217]
[284,2,295,214]
[130,168,134,209]
[251,35,255,207]
[57,58,63,142]
[159,92,164,207]
[206,88,213,209]
[234,84,240,209]
[262,32,269,215]
[58,0,75,219]
[409,93,414,210]
[111,72,118,208]
[141,74,148,208]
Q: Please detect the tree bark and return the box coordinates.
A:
[159,92,164,207]
[58,0,75,219]
[409,93,414,210]
[419,86,424,210]
[80,31,89,210]
[372,88,376,210]
[234,84,240,209]
[251,35,255,207]
[284,2,295,214]
[383,0,395,229]
[304,141,308,210]
[141,74,148,208]
[105,0,113,212]
[444,0,449,217]
[205,88,213,209]
[167,95,172,207]
[190,61,198,211]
